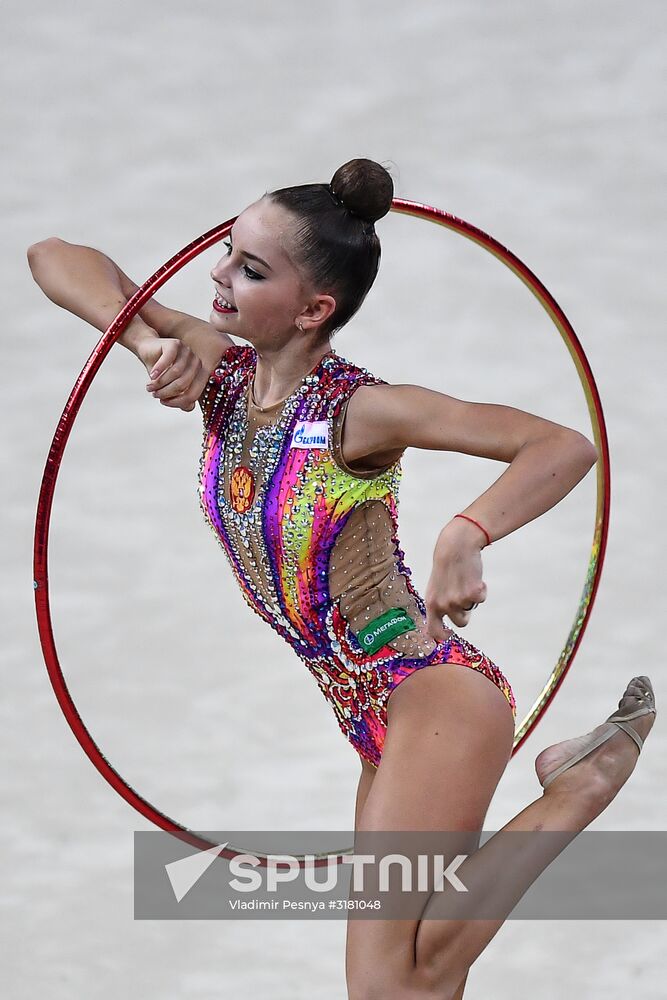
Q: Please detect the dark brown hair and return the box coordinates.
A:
[267,158,394,337]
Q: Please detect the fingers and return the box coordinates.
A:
[445,607,473,630]
[425,585,488,636]
[147,352,198,396]
[159,395,197,411]
[425,606,453,643]
[147,338,179,381]
[151,361,199,400]
[146,346,204,411]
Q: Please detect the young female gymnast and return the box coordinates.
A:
[28,158,656,999]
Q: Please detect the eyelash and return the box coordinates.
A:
[222,239,264,280]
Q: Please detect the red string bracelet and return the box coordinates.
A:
[453,513,492,548]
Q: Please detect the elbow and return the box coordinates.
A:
[27,237,63,271]
[567,429,599,474]
[579,431,599,470]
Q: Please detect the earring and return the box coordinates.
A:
[297,321,305,332]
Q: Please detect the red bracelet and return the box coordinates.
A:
[453,513,492,548]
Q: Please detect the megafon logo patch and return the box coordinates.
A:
[290,420,329,449]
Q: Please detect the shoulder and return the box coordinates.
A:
[325,357,427,468]
[213,341,255,371]
[338,380,472,464]
[333,380,407,471]
[204,341,256,383]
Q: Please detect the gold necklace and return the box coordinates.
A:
[248,351,333,413]
[248,378,291,413]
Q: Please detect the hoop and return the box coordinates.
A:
[33,199,610,867]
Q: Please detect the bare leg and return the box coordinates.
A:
[346,663,515,999]
[414,680,656,994]
[449,971,470,1000]
[346,669,655,1000]
[345,758,377,993]
[353,758,377,829]
[347,758,474,1000]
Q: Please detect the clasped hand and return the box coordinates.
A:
[138,336,209,412]
[425,520,488,639]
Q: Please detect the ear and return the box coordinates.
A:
[297,292,336,333]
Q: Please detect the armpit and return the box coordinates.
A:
[331,393,401,479]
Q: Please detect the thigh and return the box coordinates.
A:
[369,660,515,829]
[354,756,378,830]
[345,661,515,993]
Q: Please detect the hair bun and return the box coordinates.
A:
[330,158,394,223]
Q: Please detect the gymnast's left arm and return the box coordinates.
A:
[347,383,598,634]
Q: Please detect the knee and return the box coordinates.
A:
[346,965,411,1000]
[346,975,391,1000]
[414,932,470,1000]
[347,967,461,1000]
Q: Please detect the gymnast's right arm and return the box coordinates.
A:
[26,237,232,412]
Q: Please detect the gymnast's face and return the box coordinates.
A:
[209,198,335,347]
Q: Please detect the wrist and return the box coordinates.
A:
[443,514,490,551]
[118,316,160,357]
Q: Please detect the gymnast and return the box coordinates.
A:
[28,157,656,999]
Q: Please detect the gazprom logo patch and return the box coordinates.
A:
[290,420,329,450]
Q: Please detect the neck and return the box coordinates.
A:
[250,341,333,409]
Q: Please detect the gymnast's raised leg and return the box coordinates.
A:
[345,666,655,1000]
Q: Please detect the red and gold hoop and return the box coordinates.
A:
[33,199,610,864]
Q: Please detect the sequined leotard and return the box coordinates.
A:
[197,344,516,768]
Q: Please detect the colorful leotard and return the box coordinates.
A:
[197,344,516,768]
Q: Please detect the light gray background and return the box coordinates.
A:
[3,0,665,997]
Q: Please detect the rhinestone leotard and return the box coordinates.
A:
[197,344,516,768]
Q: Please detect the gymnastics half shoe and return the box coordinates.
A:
[538,675,656,791]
